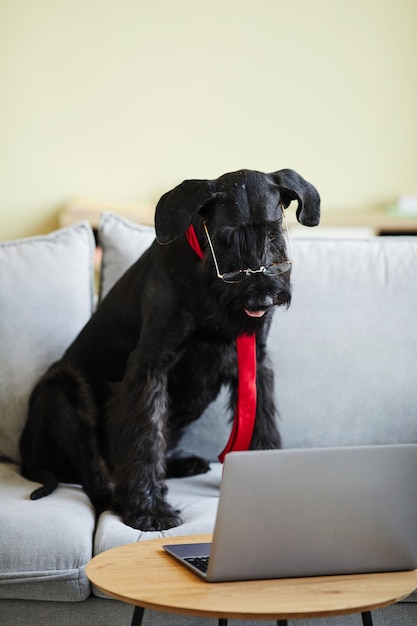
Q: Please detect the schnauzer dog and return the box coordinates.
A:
[20,168,320,531]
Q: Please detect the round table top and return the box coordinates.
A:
[86,534,417,621]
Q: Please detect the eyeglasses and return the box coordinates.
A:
[203,206,294,284]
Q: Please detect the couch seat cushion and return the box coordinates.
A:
[0,462,95,602]
[94,462,222,552]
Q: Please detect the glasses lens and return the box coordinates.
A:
[264,262,292,276]
[221,271,246,283]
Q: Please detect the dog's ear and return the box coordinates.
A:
[155,179,222,244]
[269,169,320,227]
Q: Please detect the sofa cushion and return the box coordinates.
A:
[0,461,95,601]
[273,236,417,448]
[98,212,155,300]
[94,462,222,553]
[0,222,95,463]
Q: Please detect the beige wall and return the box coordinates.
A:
[1,0,416,240]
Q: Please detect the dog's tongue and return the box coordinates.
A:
[244,308,266,318]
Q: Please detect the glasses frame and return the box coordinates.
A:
[203,205,294,284]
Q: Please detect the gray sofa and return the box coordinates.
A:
[1,212,417,626]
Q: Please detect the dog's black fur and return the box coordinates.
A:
[19,168,320,530]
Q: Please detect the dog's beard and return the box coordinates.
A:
[233,276,291,313]
[197,275,291,337]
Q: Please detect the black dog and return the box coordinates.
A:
[20,168,320,531]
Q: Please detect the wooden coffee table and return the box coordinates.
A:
[86,534,417,626]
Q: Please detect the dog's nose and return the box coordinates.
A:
[260,294,274,309]
[245,294,274,313]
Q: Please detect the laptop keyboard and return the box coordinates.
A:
[184,556,210,573]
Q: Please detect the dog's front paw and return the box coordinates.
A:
[167,455,211,478]
[123,507,182,531]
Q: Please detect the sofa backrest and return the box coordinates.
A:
[2,214,416,465]
[98,213,417,460]
[270,237,417,449]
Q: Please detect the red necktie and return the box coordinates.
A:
[186,225,257,462]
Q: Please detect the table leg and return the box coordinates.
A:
[130,606,145,626]
[361,611,373,626]
[218,620,228,626]
[277,621,288,626]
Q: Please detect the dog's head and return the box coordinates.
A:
[155,168,320,334]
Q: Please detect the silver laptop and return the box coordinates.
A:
[163,445,417,582]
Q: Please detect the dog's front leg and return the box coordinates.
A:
[107,352,181,531]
